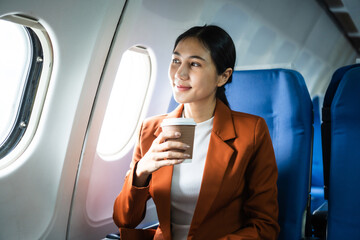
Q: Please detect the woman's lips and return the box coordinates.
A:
[176,85,191,91]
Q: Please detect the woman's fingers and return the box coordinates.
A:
[156,131,181,143]
[136,131,191,176]
[137,150,188,176]
[155,159,185,168]
[158,150,190,160]
[146,149,189,161]
[153,140,190,153]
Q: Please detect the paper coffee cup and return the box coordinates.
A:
[161,118,196,163]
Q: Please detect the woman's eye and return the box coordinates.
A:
[191,62,200,67]
[172,59,180,64]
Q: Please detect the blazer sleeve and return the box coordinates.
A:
[113,123,152,228]
[219,117,280,240]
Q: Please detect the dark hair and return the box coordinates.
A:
[173,25,236,106]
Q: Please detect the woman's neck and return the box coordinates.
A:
[183,98,216,123]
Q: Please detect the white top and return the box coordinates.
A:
[170,116,214,240]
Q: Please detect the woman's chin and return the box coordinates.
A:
[173,96,188,104]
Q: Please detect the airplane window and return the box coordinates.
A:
[0,15,51,165]
[0,20,35,160]
[97,46,151,159]
[0,20,30,145]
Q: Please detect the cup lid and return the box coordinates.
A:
[161,118,196,126]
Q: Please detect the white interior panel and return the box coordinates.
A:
[0,0,125,239]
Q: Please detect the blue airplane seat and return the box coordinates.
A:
[323,65,360,239]
[321,63,360,200]
[225,69,313,240]
[310,95,324,213]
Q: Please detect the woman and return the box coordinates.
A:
[113,25,280,240]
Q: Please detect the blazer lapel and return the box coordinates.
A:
[152,104,184,240]
[189,100,236,232]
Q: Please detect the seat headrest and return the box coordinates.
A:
[323,63,360,108]
[225,68,312,129]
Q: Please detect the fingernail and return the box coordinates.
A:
[185,145,190,148]
[175,132,181,137]
[184,154,190,158]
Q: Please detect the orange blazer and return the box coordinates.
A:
[113,99,280,240]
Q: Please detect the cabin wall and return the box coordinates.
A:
[0,0,357,239]
[0,0,125,239]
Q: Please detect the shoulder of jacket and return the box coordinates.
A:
[230,110,263,122]
[229,110,268,135]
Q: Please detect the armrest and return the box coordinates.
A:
[311,201,328,239]
[104,223,158,240]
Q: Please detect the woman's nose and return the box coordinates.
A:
[175,63,189,80]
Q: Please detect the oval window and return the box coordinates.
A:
[0,20,31,147]
[0,15,52,167]
[97,46,152,159]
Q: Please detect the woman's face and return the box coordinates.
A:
[169,37,225,106]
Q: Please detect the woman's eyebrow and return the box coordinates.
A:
[173,51,206,61]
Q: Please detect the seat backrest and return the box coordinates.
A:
[325,66,360,240]
[225,69,313,240]
[321,64,360,200]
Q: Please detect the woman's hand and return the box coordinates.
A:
[134,131,190,187]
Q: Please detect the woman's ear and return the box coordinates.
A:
[217,68,233,87]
